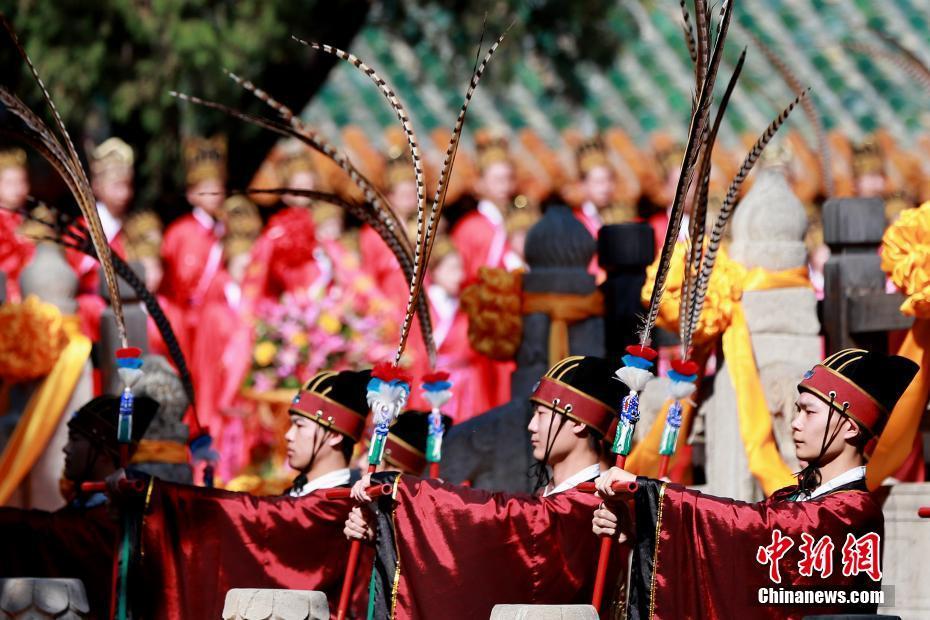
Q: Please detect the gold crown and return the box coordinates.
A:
[123,211,163,259]
[222,196,262,258]
[475,131,511,172]
[384,145,416,189]
[576,135,611,177]
[0,147,27,172]
[277,146,316,183]
[19,204,55,240]
[506,199,538,234]
[852,139,883,177]
[91,137,134,180]
[651,133,685,177]
[183,135,227,186]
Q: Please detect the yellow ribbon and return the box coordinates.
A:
[130,439,190,465]
[636,243,808,495]
[867,203,930,489]
[0,317,91,505]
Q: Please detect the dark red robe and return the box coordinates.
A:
[137,481,370,619]
[366,474,621,620]
[0,504,117,619]
[627,477,885,619]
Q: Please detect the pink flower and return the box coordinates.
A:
[253,372,274,392]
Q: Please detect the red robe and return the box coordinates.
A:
[0,503,117,618]
[451,203,509,286]
[0,209,34,302]
[366,474,618,620]
[359,224,410,318]
[628,477,884,619]
[139,481,370,619]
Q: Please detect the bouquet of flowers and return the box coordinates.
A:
[245,277,396,392]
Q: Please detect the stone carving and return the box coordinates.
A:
[490,605,599,620]
[222,589,329,620]
[702,163,820,500]
[0,578,89,619]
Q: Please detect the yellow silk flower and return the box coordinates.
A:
[0,295,66,382]
[253,341,278,367]
[641,242,745,345]
[882,201,930,318]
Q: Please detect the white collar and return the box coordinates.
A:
[477,199,505,226]
[581,201,600,221]
[96,202,122,242]
[544,463,600,497]
[805,466,866,500]
[191,207,216,231]
[288,467,351,497]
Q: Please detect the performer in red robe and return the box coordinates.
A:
[0,147,35,302]
[345,356,626,619]
[451,135,519,285]
[0,394,157,618]
[159,136,231,361]
[593,348,918,618]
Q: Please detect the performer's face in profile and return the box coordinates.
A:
[63,431,115,483]
[791,392,860,463]
[285,414,331,471]
[527,404,587,464]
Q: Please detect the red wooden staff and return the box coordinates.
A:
[335,364,410,620]
[589,345,657,610]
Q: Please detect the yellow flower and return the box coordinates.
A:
[289,332,308,348]
[253,341,277,367]
[318,312,341,335]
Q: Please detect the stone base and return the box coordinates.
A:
[489,604,599,620]
[222,589,329,620]
[0,578,89,619]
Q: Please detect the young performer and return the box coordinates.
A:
[0,146,34,301]
[592,348,918,618]
[285,369,372,497]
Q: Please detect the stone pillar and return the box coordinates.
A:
[0,578,90,618]
[222,589,329,620]
[442,205,607,492]
[8,242,90,510]
[98,261,149,394]
[489,604,598,620]
[880,482,930,617]
[703,165,821,501]
[822,197,912,354]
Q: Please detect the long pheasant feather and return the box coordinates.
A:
[691,89,808,325]
[0,18,128,346]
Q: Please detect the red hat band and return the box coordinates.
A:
[289,391,367,443]
[529,376,614,437]
[798,364,886,436]
[383,435,426,474]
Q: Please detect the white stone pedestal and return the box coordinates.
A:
[222,589,329,620]
[0,578,89,619]
[489,604,599,620]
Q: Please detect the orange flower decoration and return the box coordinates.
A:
[0,295,66,382]
[881,201,930,319]
[641,242,745,345]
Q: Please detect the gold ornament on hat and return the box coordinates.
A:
[276,145,316,184]
[0,147,27,172]
[475,132,511,173]
[123,210,163,260]
[183,135,227,186]
[222,195,261,258]
[576,135,611,177]
[852,139,883,177]
[90,137,134,180]
[384,145,416,189]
